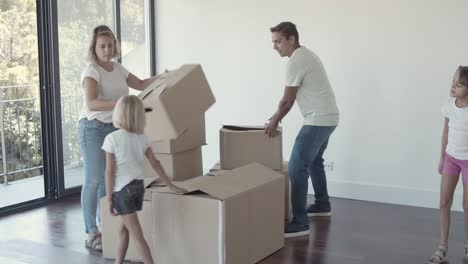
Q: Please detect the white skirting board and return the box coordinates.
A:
[308,180,464,212]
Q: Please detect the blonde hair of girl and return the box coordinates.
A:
[113,95,145,133]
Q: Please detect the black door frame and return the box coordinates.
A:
[0,0,156,217]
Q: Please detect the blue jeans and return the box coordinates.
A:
[288,125,336,226]
[78,118,117,233]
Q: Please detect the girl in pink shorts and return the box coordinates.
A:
[429,66,468,264]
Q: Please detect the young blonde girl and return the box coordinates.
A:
[429,66,468,264]
[102,95,186,264]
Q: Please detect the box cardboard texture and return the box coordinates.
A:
[138,64,215,141]
[143,147,203,181]
[151,115,206,154]
[152,163,285,264]
[208,161,291,222]
[220,125,282,170]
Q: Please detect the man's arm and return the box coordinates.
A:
[265,86,298,137]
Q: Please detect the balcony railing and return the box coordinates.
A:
[0,83,83,185]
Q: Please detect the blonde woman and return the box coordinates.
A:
[102,95,186,264]
[78,25,163,250]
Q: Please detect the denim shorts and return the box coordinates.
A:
[112,180,145,215]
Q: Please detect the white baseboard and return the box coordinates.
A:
[203,166,464,211]
[308,180,464,212]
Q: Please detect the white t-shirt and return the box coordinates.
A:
[442,97,468,160]
[101,129,150,192]
[286,46,339,126]
[80,62,130,123]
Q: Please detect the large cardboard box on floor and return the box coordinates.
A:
[220,125,282,170]
[208,161,291,222]
[101,178,161,261]
[151,115,206,154]
[278,162,291,222]
[138,64,215,141]
[143,146,203,181]
[152,163,285,264]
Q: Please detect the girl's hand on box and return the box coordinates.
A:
[108,199,117,216]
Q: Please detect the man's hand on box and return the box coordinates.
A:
[265,119,279,138]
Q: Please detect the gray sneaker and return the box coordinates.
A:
[307,204,332,217]
[284,222,310,238]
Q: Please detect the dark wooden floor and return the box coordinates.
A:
[0,196,466,264]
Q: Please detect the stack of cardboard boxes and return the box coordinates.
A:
[101,64,288,264]
[102,64,214,261]
[140,64,214,181]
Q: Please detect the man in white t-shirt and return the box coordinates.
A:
[265,22,339,238]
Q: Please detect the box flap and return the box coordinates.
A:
[154,175,209,194]
[206,169,228,176]
[211,163,283,190]
[154,182,200,195]
[138,77,167,101]
[221,125,281,133]
[196,181,246,200]
[155,164,283,201]
[176,163,286,200]
[209,161,221,172]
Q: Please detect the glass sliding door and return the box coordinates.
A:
[121,0,152,90]
[0,0,45,208]
[1,0,156,214]
[58,0,155,191]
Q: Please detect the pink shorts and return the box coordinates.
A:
[443,153,468,183]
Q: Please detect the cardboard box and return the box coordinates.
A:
[101,178,160,261]
[143,147,203,181]
[138,64,215,140]
[152,163,285,264]
[208,161,291,222]
[206,161,225,176]
[220,125,282,170]
[150,115,206,154]
[278,162,291,222]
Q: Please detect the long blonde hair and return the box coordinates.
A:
[113,95,146,134]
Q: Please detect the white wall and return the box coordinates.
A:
[154,0,468,210]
